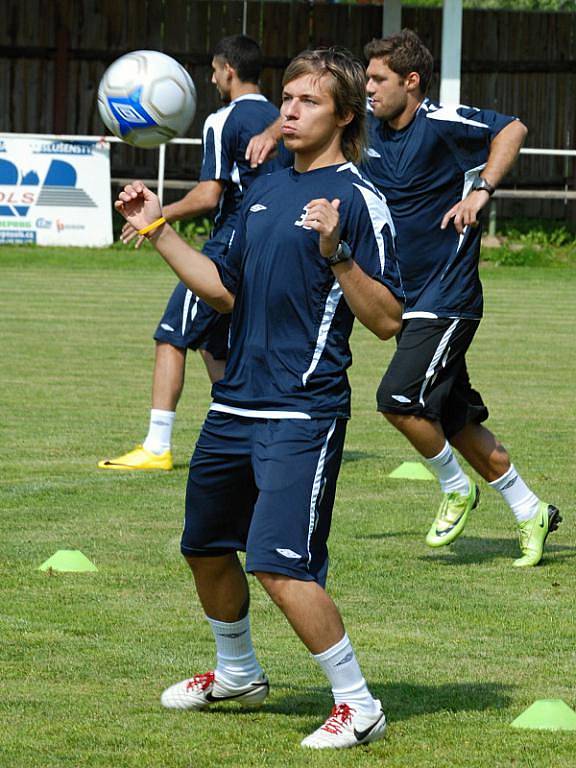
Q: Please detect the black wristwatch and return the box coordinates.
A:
[326,241,353,266]
[471,176,495,196]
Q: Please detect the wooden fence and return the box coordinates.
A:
[1,0,575,220]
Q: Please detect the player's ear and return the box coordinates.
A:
[336,110,355,128]
[405,71,421,94]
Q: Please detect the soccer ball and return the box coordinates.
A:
[98,50,197,149]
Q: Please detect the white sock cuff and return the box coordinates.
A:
[313,633,350,663]
[206,614,251,634]
[427,440,452,466]
[488,463,516,490]
[150,408,176,421]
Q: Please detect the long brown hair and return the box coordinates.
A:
[282,48,367,164]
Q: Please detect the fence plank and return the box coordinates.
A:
[1,1,574,223]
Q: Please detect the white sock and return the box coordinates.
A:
[143,409,175,454]
[206,614,263,688]
[425,441,470,495]
[313,633,380,716]
[489,464,540,523]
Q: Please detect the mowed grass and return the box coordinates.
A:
[1,246,575,768]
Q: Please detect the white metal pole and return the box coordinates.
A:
[382,0,402,38]
[440,0,463,105]
[157,142,166,206]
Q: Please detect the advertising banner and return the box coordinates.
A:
[0,134,113,247]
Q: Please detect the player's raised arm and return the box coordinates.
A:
[245,117,282,168]
[303,197,402,340]
[441,119,528,234]
[121,180,224,250]
[115,181,234,313]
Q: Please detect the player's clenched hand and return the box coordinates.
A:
[245,130,278,168]
[115,181,163,237]
[440,189,490,234]
[121,221,146,249]
[304,198,341,259]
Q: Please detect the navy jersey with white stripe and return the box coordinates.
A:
[200,94,285,240]
[210,163,403,419]
[363,98,515,319]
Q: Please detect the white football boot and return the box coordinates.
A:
[301,702,387,749]
[161,670,269,710]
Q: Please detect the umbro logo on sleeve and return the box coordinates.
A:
[249,203,267,213]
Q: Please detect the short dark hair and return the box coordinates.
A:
[364,29,434,95]
[213,35,263,84]
[283,47,367,164]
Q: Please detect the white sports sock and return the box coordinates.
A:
[489,464,540,523]
[313,633,380,716]
[206,615,263,688]
[425,441,470,495]
[143,409,175,454]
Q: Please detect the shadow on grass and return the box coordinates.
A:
[211,680,513,731]
[370,680,513,721]
[356,531,418,540]
[419,536,576,566]
[342,450,380,463]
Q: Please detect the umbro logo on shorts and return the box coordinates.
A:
[366,148,381,158]
[276,548,301,559]
[391,394,411,403]
[160,323,175,332]
[249,203,267,213]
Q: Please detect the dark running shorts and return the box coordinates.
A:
[180,410,348,587]
[153,237,230,360]
[377,318,489,439]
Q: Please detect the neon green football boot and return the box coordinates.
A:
[98,445,173,471]
[513,502,562,567]
[425,478,480,547]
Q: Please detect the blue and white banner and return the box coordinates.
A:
[0,134,113,246]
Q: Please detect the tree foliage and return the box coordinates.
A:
[403,0,575,9]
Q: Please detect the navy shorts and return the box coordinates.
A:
[181,411,347,586]
[377,318,489,439]
[153,237,230,360]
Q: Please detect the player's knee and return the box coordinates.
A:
[254,571,290,607]
[376,376,403,418]
[381,410,401,426]
[184,552,234,579]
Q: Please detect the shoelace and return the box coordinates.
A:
[186,671,215,692]
[438,492,466,523]
[518,518,536,550]
[321,703,355,735]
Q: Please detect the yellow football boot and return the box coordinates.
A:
[513,502,562,567]
[98,445,173,471]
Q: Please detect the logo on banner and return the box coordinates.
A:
[0,158,97,217]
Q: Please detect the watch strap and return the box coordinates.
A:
[326,240,352,266]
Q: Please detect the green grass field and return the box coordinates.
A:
[1,246,575,768]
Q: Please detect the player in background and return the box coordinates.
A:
[99,35,283,471]
[363,30,561,566]
[115,48,403,749]
[245,31,562,568]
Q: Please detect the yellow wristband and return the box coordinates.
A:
[138,216,166,236]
